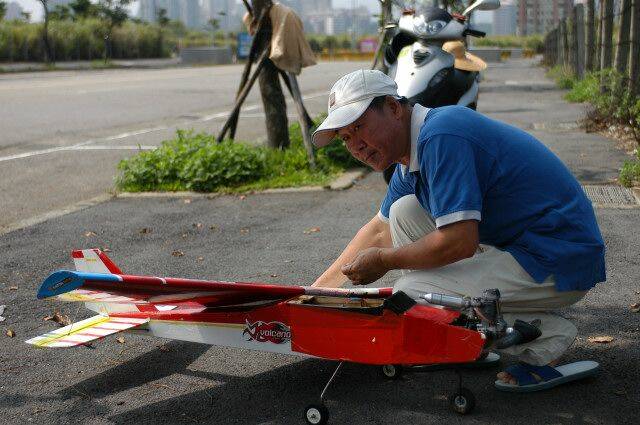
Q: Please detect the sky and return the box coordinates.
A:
[10,0,138,21]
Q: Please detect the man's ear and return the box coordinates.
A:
[386,96,403,120]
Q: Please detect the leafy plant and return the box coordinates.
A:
[116,118,364,193]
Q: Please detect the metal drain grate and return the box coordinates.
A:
[582,185,639,207]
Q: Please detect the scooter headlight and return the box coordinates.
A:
[413,17,446,36]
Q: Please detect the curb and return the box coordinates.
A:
[115,168,370,199]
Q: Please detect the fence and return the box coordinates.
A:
[542,0,640,95]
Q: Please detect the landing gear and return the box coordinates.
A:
[380,364,403,380]
[303,362,343,425]
[304,404,329,425]
[449,387,476,415]
[449,369,476,415]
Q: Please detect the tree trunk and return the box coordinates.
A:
[252,0,289,149]
[630,0,640,95]
[574,4,585,79]
[259,58,289,149]
[42,9,53,63]
[600,0,614,70]
[615,0,633,75]
[585,0,596,71]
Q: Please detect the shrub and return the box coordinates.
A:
[547,65,576,90]
[116,118,365,193]
[180,140,266,191]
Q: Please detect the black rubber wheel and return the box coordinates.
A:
[449,387,476,415]
[304,403,329,425]
[380,364,403,380]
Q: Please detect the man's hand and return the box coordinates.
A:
[340,247,389,285]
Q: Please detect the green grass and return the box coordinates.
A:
[620,156,640,187]
[115,118,365,193]
[473,34,544,52]
[547,65,576,90]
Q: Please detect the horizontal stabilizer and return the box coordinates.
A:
[25,315,148,348]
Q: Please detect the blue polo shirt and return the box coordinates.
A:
[380,105,606,292]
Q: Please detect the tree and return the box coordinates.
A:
[69,0,98,20]
[20,11,31,22]
[50,5,72,20]
[156,7,169,57]
[98,0,131,61]
[208,18,220,45]
[0,1,7,21]
[37,0,54,63]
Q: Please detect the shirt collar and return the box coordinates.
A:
[401,103,430,176]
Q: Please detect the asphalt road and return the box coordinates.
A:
[1,59,639,423]
[0,61,368,232]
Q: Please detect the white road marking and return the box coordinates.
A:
[0,91,327,163]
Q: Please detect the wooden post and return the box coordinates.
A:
[557,21,565,67]
[286,72,316,168]
[562,18,570,69]
[615,0,633,76]
[575,4,585,79]
[371,0,393,71]
[570,7,578,75]
[630,0,640,95]
[217,49,270,143]
[600,0,614,70]
[228,4,272,140]
[585,0,596,72]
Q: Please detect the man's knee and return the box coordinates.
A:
[389,195,420,227]
[389,195,434,239]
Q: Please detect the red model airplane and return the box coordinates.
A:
[27,249,539,423]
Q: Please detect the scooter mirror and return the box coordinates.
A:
[463,0,500,16]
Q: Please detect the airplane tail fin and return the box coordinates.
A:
[72,249,122,274]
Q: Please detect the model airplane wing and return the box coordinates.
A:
[39,249,392,309]
[25,314,149,348]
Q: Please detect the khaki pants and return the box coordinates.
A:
[389,195,587,365]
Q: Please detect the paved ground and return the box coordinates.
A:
[0,61,367,232]
[1,58,639,423]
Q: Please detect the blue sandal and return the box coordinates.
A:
[494,361,600,393]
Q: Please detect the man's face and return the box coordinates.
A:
[336,98,403,172]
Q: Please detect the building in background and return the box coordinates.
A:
[4,1,24,20]
[136,0,377,34]
[517,0,574,35]
[182,0,201,27]
[492,0,517,35]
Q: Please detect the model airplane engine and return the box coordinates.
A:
[421,288,542,350]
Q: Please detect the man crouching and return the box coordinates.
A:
[311,69,605,392]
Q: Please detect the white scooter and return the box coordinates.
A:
[380,0,500,182]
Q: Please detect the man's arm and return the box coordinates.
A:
[312,215,392,288]
[341,220,479,285]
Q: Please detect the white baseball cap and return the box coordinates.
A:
[312,69,399,147]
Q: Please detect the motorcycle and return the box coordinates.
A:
[376,0,501,183]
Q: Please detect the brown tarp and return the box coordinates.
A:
[243,3,317,75]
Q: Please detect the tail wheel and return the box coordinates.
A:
[449,387,476,415]
[380,364,403,380]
